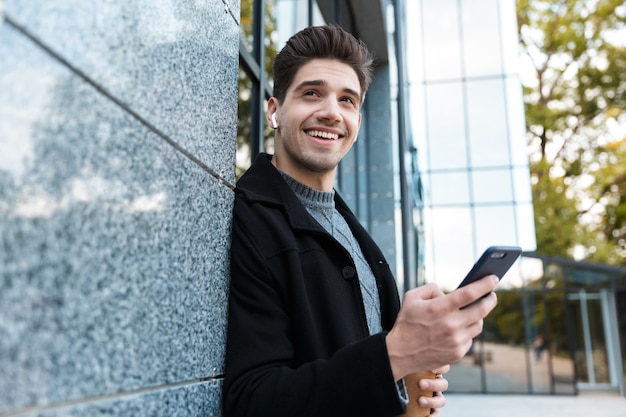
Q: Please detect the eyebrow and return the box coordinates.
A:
[293,80,362,103]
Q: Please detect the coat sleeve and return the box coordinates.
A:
[222,207,406,417]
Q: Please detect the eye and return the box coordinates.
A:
[303,90,319,97]
[341,96,359,108]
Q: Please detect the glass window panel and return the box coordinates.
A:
[473,204,518,250]
[422,206,436,281]
[546,290,576,394]
[505,77,530,166]
[586,297,610,384]
[236,70,253,179]
[523,291,552,394]
[276,0,325,48]
[405,0,425,82]
[429,170,470,206]
[421,0,462,81]
[513,166,533,203]
[429,206,475,290]
[519,256,543,287]
[425,82,467,170]
[566,291,611,388]
[471,168,513,204]
[447,347,483,392]
[516,202,538,251]
[499,0,523,75]
[466,79,510,167]
[240,0,254,54]
[484,291,529,393]
[461,0,503,77]
[409,83,428,171]
[616,290,626,391]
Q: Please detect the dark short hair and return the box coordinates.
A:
[272,25,374,105]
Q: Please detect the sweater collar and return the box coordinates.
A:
[236,153,349,231]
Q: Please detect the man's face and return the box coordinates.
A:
[269,58,362,190]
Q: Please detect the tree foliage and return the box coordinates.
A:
[518,0,626,263]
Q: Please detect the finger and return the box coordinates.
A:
[404,282,445,302]
[462,291,498,318]
[419,391,446,410]
[419,375,448,393]
[450,274,499,309]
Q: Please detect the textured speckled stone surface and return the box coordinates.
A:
[4,0,239,184]
[19,379,223,417]
[0,0,236,415]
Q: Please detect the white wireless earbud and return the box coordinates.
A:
[271,113,278,129]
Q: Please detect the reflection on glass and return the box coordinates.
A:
[237,0,278,177]
[421,0,462,81]
[460,0,502,77]
[425,82,467,170]
[275,0,325,48]
[569,291,610,385]
[616,291,626,389]
[483,291,528,393]
[429,171,469,206]
[513,166,533,203]
[505,77,529,166]
[471,169,513,204]
[473,205,517,251]
[587,297,610,384]
[428,206,474,289]
[544,291,576,394]
[466,79,509,167]
[237,71,253,178]
[447,341,483,393]
[516,203,537,251]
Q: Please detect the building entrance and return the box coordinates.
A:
[567,290,620,390]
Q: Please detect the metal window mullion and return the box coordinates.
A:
[251,0,269,157]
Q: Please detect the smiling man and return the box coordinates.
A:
[222,25,499,417]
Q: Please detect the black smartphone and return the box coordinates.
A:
[456,246,522,306]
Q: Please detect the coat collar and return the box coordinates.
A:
[236,153,352,232]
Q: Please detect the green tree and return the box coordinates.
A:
[517,0,626,264]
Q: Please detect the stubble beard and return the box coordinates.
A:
[280,132,346,174]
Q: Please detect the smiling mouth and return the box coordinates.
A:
[306,129,340,140]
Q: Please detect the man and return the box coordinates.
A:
[223,25,499,417]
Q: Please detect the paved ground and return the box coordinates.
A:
[444,391,626,416]
[439,341,626,416]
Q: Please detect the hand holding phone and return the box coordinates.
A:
[456,246,522,306]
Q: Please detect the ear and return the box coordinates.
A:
[354,112,362,142]
[267,97,280,129]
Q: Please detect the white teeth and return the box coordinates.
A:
[307,130,339,140]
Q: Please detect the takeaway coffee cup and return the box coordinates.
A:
[400,371,436,417]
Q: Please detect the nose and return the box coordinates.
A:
[317,96,342,123]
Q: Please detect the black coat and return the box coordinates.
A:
[223,154,405,417]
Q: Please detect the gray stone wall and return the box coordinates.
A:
[0,1,239,416]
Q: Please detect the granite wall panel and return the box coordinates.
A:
[18,380,223,417]
[0,0,237,415]
[4,0,239,182]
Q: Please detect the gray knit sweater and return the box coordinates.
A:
[280,172,383,335]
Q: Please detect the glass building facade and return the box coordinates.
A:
[406,0,536,291]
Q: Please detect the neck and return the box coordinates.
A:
[271,156,336,192]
